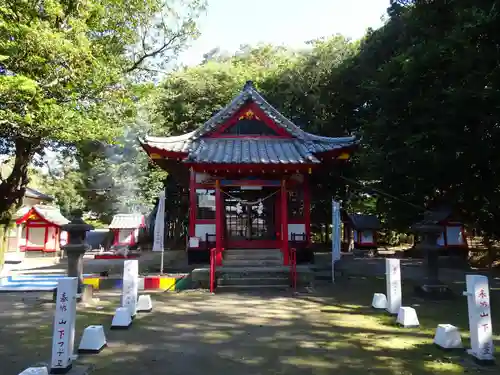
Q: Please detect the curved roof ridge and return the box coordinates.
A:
[304,133,357,144]
[246,86,305,139]
[144,130,196,143]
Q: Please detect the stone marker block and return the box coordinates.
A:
[433,324,463,349]
[463,274,495,364]
[19,367,49,375]
[78,325,107,353]
[386,258,402,314]
[51,277,78,374]
[122,260,139,318]
[371,293,387,309]
[137,294,153,313]
[396,306,420,328]
[111,307,132,329]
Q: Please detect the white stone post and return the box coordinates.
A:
[122,260,139,318]
[50,277,77,374]
[386,258,402,314]
[463,274,495,363]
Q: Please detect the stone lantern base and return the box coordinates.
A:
[414,284,454,300]
[52,284,94,304]
[411,219,455,300]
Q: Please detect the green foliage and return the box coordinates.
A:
[149,1,500,244]
[12,0,499,247]
[325,0,500,238]
[40,158,86,218]
[0,0,204,265]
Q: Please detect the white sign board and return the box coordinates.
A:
[122,260,139,317]
[50,277,77,373]
[189,237,200,248]
[152,190,165,252]
[331,199,341,283]
[464,275,494,361]
[386,258,402,314]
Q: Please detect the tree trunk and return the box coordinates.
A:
[0,225,6,274]
[484,236,494,277]
[0,138,40,269]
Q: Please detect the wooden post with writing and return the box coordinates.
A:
[50,277,77,374]
[463,275,495,364]
[122,260,139,318]
[386,258,402,314]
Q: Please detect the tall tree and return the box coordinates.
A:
[327,0,500,237]
[0,0,204,265]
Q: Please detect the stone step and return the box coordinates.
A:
[216,285,290,292]
[191,265,315,288]
[222,259,283,267]
[223,249,282,257]
[218,276,289,286]
[217,269,289,279]
[224,252,282,261]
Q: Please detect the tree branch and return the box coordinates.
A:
[125,33,180,73]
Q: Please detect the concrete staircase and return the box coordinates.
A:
[217,249,290,290]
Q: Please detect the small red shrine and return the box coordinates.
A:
[140,81,357,264]
[15,205,69,253]
[108,214,145,247]
[342,213,381,250]
[427,209,468,249]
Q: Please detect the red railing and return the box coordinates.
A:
[210,247,224,293]
[290,247,297,292]
[210,247,217,293]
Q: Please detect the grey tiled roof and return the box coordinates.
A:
[36,205,70,226]
[422,209,452,223]
[187,139,320,164]
[347,214,381,230]
[108,214,145,229]
[25,187,54,201]
[140,81,357,164]
[146,137,354,164]
[14,205,69,226]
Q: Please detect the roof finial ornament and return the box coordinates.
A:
[243,80,254,90]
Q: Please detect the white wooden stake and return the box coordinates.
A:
[386,258,402,314]
[122,260,139,318]
[463,274,495,363]
[50,277,77,374]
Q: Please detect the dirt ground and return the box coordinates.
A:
[1,276,499,375]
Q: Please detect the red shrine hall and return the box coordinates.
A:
[140,81,357,264]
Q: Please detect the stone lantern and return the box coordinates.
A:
[61,210,94,301]
[411,211,453,298]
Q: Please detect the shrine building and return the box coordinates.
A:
[140,81,357,265]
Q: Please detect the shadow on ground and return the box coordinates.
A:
[1,277,499,375]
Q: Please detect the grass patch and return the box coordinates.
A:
[314,277,499,373]
[3,279,500,375]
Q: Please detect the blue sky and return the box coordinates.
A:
[179,0,390,66]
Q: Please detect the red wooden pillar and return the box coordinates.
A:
[215,179,223,266]
[189,168,196,238]
[281,178,289,266]
[43,225,49,252]
[304,175,311,246]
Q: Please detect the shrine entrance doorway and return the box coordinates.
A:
[223,187,279,248]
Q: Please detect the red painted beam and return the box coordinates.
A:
[281,178,289,266]
[215,179,223,266]
[304,175,311,245]
[189,168,196,238]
